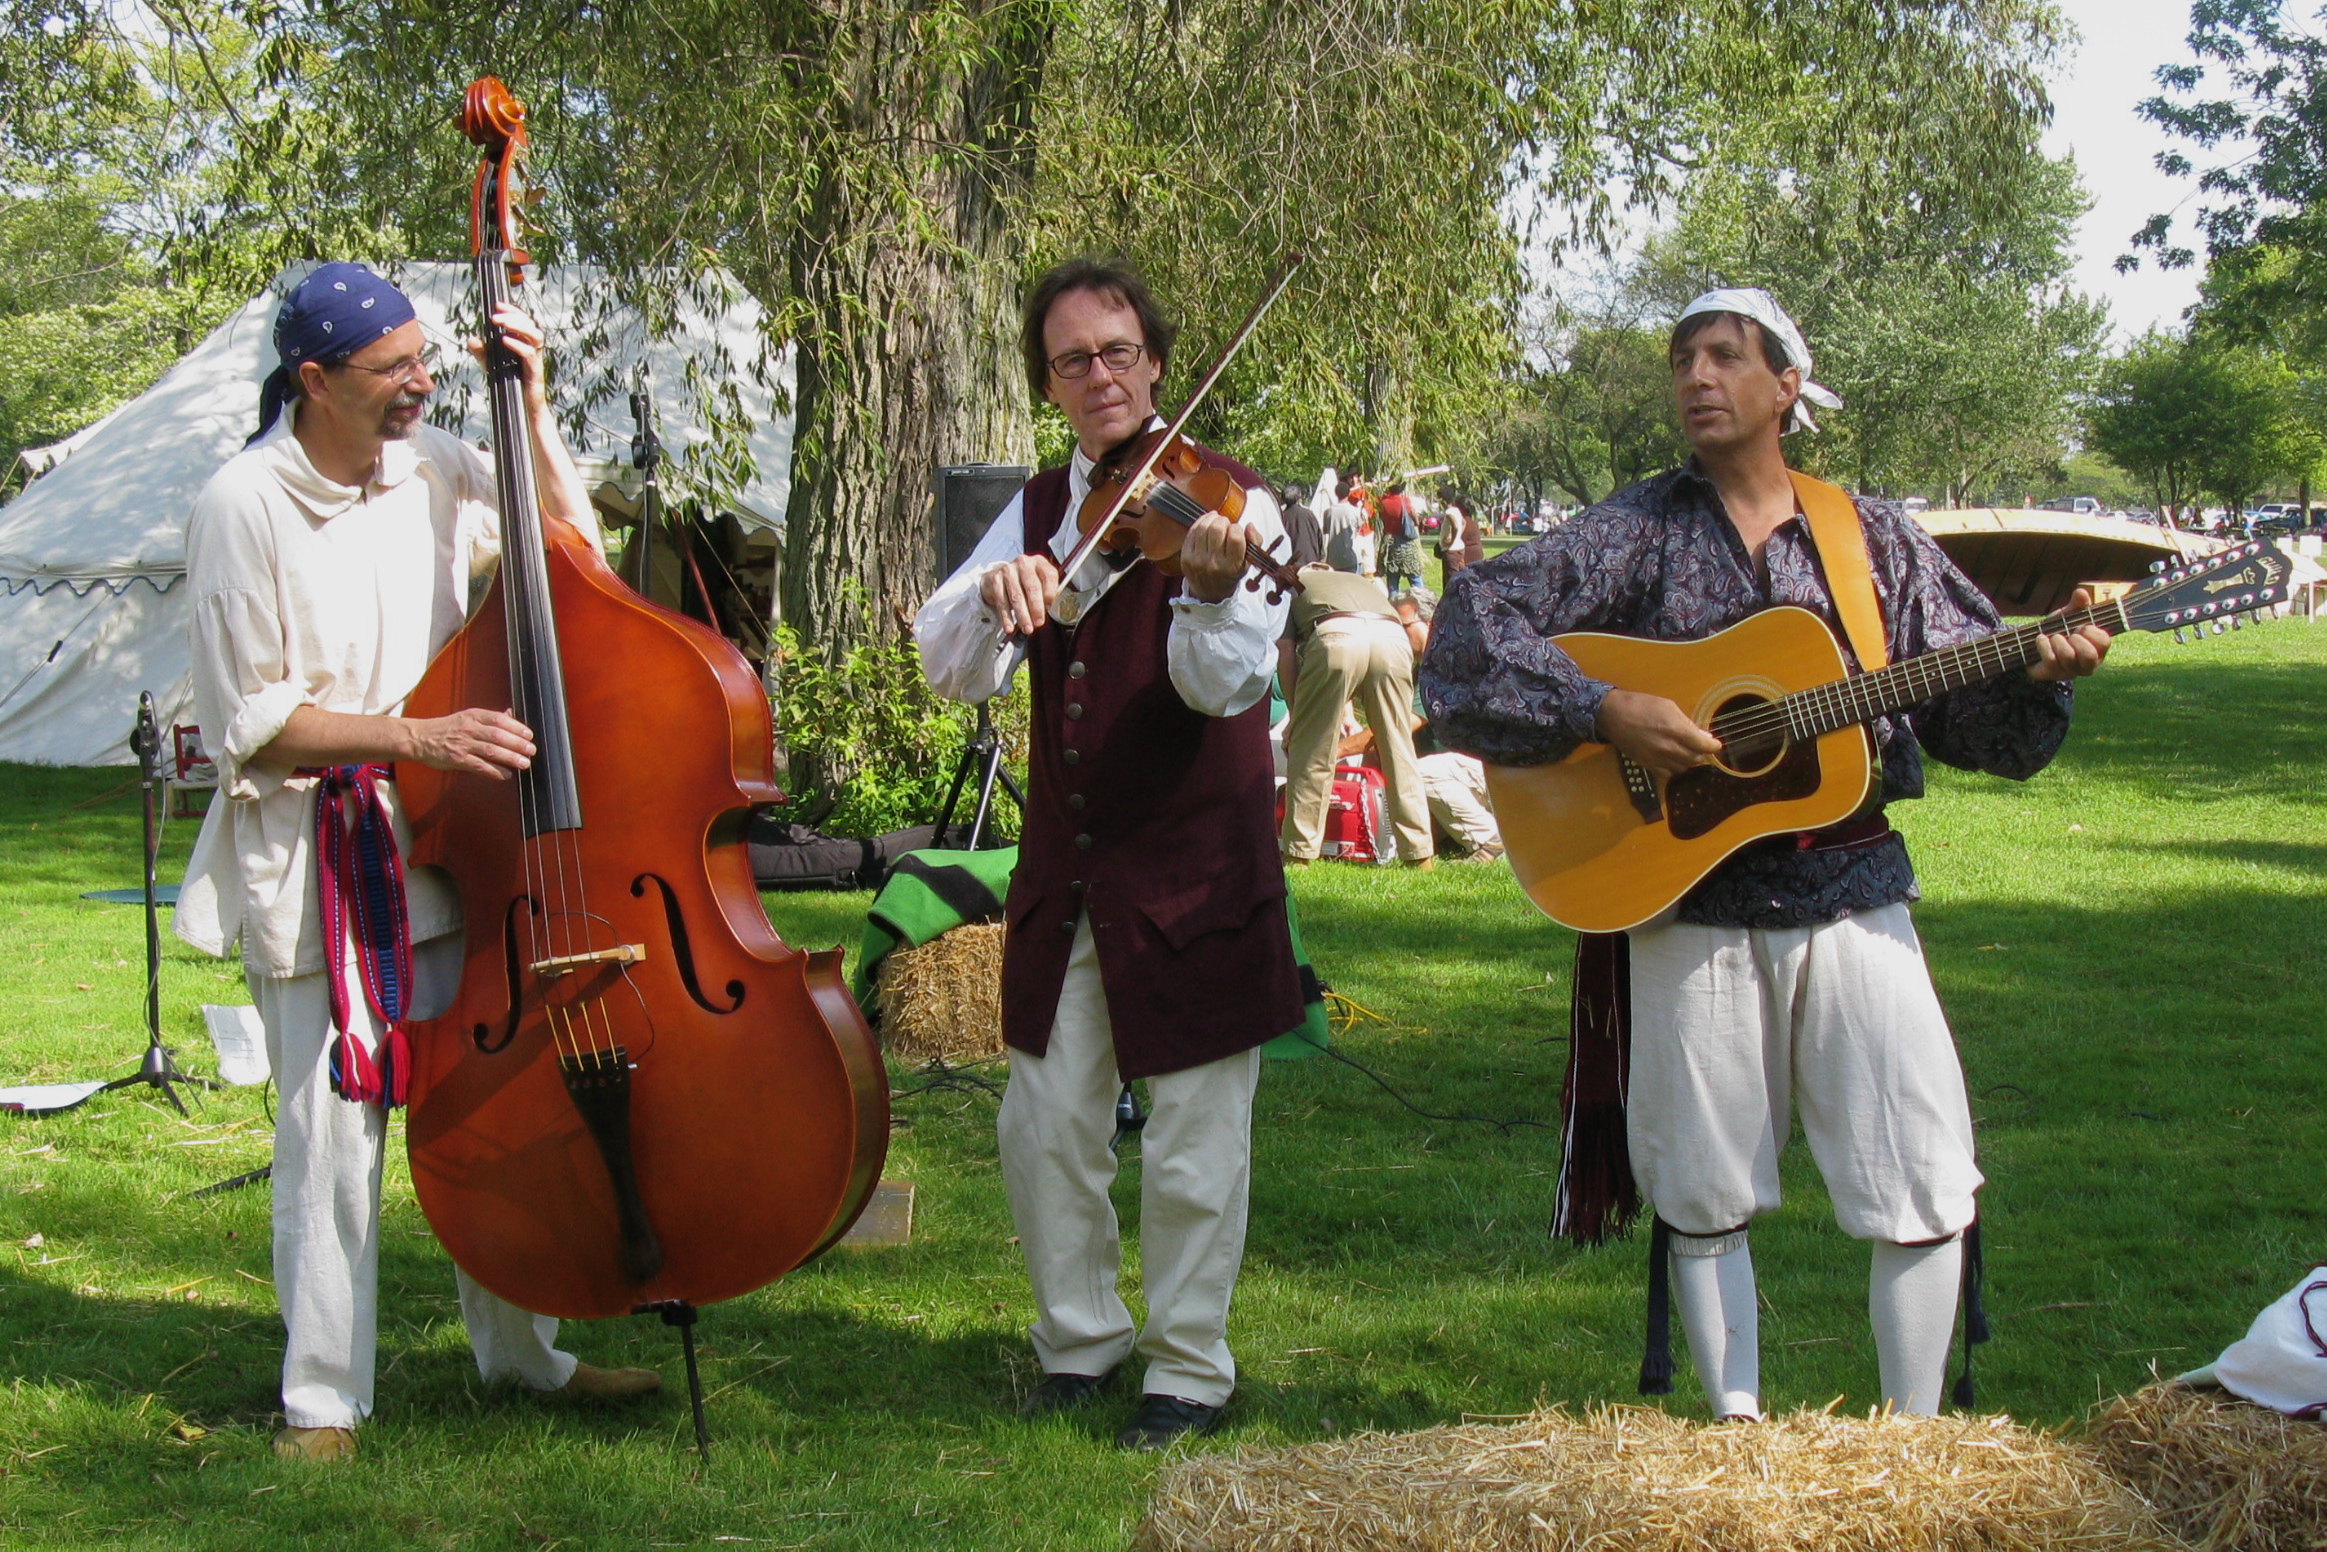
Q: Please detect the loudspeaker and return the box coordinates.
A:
[936,463,1031,580]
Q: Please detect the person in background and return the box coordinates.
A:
[1279,482,1325,569]
[1324,474,1365,573]
[1378,483,1422,592]
[1279,564,1433,870]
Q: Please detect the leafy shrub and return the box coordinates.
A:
[771,620,1027,839]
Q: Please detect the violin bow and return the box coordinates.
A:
[1043,252,1307,628]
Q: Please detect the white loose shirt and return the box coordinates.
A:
[914,430,1288,715]
[172,408,599,977]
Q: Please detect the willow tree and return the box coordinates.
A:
[184,0,2066,656]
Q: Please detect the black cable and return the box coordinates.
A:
[1316,1043,1549,1136]
[888,1057,1006,1104]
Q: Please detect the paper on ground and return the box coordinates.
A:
[0,1080,108,1116]
[201,1004,270,1086]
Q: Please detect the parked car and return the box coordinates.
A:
[2038,495,2102,515]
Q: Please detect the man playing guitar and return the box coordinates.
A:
[1421,288,2108,1419]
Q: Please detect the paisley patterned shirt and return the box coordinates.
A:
[1419,463,2073,928]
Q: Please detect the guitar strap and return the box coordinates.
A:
[1788,470,1888,670]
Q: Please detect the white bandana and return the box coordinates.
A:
[1676,288,1844,434]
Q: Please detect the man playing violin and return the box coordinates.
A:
[175,264,661,1464]
[916,258,1302,1450]
[1422,288,2109,1422]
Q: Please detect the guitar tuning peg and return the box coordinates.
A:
[2173,628,2187,643]
[2212,619,2228,635]
[2148,559,2168,574]
[2230,612,2243,629]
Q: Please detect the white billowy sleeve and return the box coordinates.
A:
[1167,485,1291,718]
[183,484,309,802]
[913,487,1031,704]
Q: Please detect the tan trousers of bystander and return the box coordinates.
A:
[1278,618,1433,863]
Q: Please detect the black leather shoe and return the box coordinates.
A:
[1017,1369,1114,1418]
[1117,1392,1226,1450]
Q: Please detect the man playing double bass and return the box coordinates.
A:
[916,258,1302,1450]
[1422,289,2110,1420]
[175,264,661,1463]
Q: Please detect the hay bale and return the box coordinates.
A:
[875,922,1004,1066]
[2089,1382,2327,1551]
[1135,1405,2181,1552]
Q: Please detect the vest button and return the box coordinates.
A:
[1068,793,1085,810]
[1071,879,1085,892]
[1066,702,1084,719]
[1068,661,1087,679]
[1075,833,1093,850]
[1063,748,1080,765]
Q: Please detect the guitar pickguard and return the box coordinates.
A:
[1665,736,1822,841]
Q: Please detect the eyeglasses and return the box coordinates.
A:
[1047,341,1146,380]
[333,345,442,388]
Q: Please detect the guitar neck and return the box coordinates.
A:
[1783,596,2129,741]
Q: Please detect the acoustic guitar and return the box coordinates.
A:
[1486,541,2295,933]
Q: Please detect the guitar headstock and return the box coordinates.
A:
[2119,541,2294,640]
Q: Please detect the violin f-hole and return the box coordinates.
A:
[631,873,746,1014]
[471,894,536,1053]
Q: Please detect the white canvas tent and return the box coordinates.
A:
[0,262,793,766]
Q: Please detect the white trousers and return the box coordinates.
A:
[1417,750,1501,855]
[996,917,1263,1406]
[250,932,576,1429]
[1625,903,1982,1243]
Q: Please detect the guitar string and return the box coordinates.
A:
[1710,575,2243,751]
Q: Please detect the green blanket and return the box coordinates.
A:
[854,846,1328,1056]
[852,847,1020,1015]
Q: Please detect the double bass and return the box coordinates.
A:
[399,78,887,1328]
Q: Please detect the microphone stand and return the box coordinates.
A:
[105,692,218,1116]
[630,365,661,602]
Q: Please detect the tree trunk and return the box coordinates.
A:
[778,1,1048,662]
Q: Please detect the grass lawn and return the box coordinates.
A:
[0,625,2321,1549]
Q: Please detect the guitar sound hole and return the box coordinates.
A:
[1709,693,1786,777]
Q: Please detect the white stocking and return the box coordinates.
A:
[1672,1235,1760,1419]
[1870,1237,1962,1415]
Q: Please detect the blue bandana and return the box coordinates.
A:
[250,263,418,444]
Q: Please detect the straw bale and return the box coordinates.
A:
[1134,1405,2182,1552]
[2088,1382,2327,1552]
[875,922,1005,1066]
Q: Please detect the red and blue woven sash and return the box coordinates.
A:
[302,763,414,1107]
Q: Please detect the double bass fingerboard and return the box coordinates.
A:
[476,246,583,836]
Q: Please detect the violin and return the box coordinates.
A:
[1078,426,1305,601]
[396,77,887,1327]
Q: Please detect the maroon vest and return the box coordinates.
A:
[1000,454,1303,1080]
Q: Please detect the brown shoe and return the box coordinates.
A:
[274,1425,357,1462]
[558,1362,663,1402]
[1402,855,1436,872]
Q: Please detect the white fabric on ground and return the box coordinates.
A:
[1672,1235,1761,1419]
[1417,749,1500,854]
[995,915,1262,1406]
[1624,902,1981,1242]
[2177,1264,2327,1416]
[1870,1236,1962,1416]
[252,929,574,1429]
